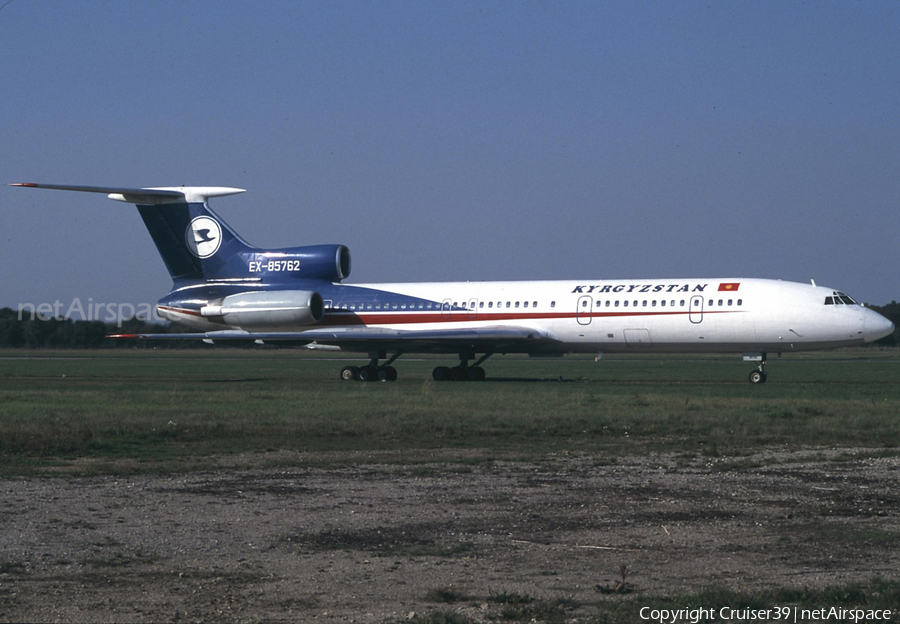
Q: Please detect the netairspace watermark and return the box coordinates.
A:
[639,606,894,623]
[17,299,163,328]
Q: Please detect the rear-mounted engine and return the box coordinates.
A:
[246,244,351,282]
[201,290,324,330]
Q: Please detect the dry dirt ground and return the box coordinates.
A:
[2,449,899,623]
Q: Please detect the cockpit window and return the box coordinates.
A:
[825,291,857,305]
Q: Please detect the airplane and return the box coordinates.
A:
[10,183,895,384]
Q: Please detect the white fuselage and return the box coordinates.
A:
[293,277,888,355]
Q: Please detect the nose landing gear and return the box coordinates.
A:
[745,352,768,384]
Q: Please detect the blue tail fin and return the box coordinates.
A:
[10,184,252,282]
[136,200,256,282]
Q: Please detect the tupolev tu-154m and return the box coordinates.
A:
[11,183,894,384]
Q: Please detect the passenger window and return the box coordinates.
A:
[737,299,742,306]
[615,300,620,307]
[718,299,723,306]
[581,300,587,308]
[680,300,685,306]
[515,301,520,308]
[506,302,511,308]
[488,302,493,308]
[479,302,484,308]
[728,299,732,306]
[652,300,657,307]
[660,300,666,307]
[633,301,638,307]
[533,301,537,307]
[642,300,647,307]
[551,301,556,308]
[606,301,611,307]
[523,301,529,308]
[623,301,629,307]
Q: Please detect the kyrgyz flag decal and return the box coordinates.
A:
[718,282,740,292]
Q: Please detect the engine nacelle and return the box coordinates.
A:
[201,290,324,330]
[298,244,351,281]
[247,244,351,282]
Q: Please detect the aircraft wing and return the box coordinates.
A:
[109,326,557,353]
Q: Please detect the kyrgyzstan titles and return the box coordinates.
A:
[571,283,708,294]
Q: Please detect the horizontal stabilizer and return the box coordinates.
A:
[10,183,245,204]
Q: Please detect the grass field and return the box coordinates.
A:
[3,348,900,622]
[1,347,898,474]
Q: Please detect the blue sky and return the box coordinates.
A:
[3,1,898,314]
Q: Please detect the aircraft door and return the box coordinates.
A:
[467,298,479,317]
[576,296,593,325]
[689,295,704,324]
[441,298,454,317]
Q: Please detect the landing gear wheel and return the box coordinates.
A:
[340,366,359,381]
[749,370,768,384]
[358,365,378,382]
[433,361,487,382]
[376,366,398,382]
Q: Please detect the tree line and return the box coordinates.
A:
[0,303,898,349]
[871,302,900,346]
[0,307,200,349]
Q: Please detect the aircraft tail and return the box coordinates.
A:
[10,184,253,282]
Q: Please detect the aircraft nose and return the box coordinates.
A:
[862,308,895,343]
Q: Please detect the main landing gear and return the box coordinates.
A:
[745,352,768,384]
[338,351,494,382]
[340,351,401,382]
[432,353,492,382]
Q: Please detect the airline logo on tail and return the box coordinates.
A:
[186,216,222,258]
